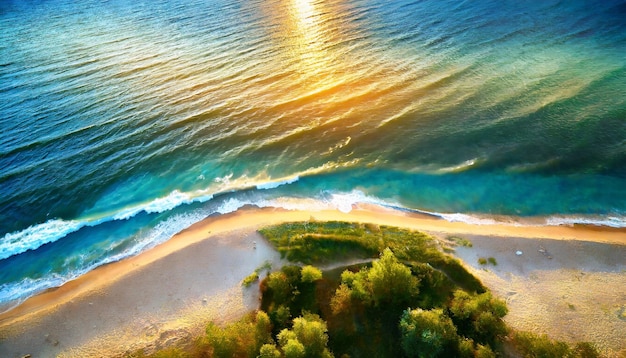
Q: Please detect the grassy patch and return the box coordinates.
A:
[448,236,473,248]
[511,331,600,358]
[259,221,485,294]
[242,272,259,287]
[242,261,273,287]
[479,257,497,266]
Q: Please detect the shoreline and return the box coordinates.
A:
[1,205,625,357]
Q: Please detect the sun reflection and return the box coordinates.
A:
[294,0,317,27]
[288,0,329,74]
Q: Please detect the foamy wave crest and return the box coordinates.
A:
[0,274,67,313]
[112,190,208,220]
[546,215,626,228]
[435,213,507,226]
[0,174,304,261]
[0,210,212,312]
[256,176,299,190]
[327,190,401,213]
[105,211,211,264]
[0,219,85,261]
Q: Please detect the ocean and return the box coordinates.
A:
[1,0,625,311]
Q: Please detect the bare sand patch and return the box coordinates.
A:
[450,235,626,357]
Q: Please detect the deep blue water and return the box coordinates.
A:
[1,0,625,310]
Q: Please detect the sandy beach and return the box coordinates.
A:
[1,205,625,357]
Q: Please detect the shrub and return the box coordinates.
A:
[399,308,459,358]
[259,343,282,358]
[512,331,570,358]
[449,290,508,345]
[242,271,259,287]
[572,342,600,358]
[478,257,488,265]
[301,265,323,283]
[449,236,473,247]
[278,313,334,358]
[334,248,420,310]
[283,339,306,358]
[487,257,497,266]
[196,311,273,357]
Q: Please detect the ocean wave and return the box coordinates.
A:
[0,175,296,261]
[255,175,299,190]
[0,219,85,261]
[2,189,625,311]
[0,209,224,312]
[111,190,211,220]
[0,274,67,314]
[546,215,626,228]
[425,211,626,228]
[0,189,381,309]
[432,212,509,226]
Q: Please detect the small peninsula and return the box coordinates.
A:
[0,205,624,357]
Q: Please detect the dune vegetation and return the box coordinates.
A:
[132,221,599,358]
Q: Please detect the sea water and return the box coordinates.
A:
[1,0,625,310]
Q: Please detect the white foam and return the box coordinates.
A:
[256,175,299,190]
[546,215,626,228]
[436,213,503,226]
[0,219,85,261]
[327,190,393,213]
[112,190,201,220]
[0,210,211,311]
[0,274,66,313]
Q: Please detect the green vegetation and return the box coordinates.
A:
[478,257,497,266]
[242,271,259,287]
[512,331,600,358]
[332,248,420,310]
[260,221,484,293]
[138,221,601,358]
[242,261,273,287]
[399,308,458,358]
[196,311,273,357]
[448,236,473,248]
[300,265,322,283]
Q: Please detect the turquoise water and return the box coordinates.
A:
[1,0,625,309]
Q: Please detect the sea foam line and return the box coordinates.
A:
[0,175,302,261]
[2,190,625,311]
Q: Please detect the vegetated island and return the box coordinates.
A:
[134,221,603,358]
[1,206,624,357]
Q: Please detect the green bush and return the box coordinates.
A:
[513,331,570,358]
[449,290,508,345]
[449,236,473,247]
[399,308,459,358]
[301,265,323,283]
[258,344,282,358]
[278,313,334,358]
[333,249,420,310]
[512,332,601,358]
[242,271,259,287]
[196,311,274,357]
